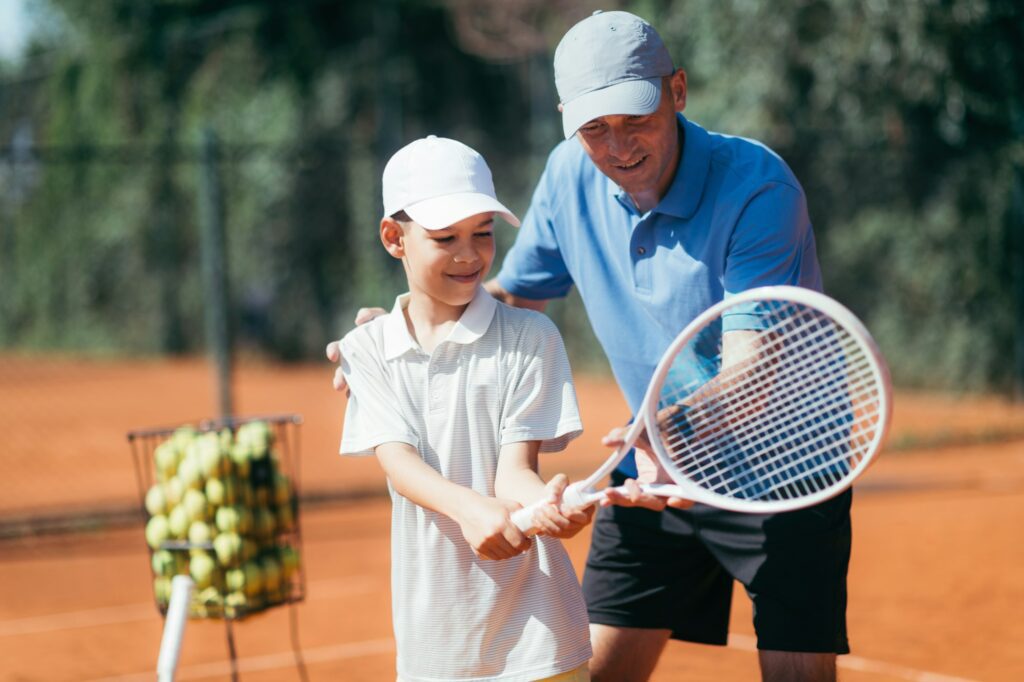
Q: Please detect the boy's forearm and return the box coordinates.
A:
[375,443,480,522]
[494,441,548,505]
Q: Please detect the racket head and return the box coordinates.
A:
[642,286,892,513]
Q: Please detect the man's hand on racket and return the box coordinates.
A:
[527,473,595,538]
[599,426,694,511]
[454,494,533,561]
[326,307,387,392]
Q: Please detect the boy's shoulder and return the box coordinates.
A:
[339,313,392,359]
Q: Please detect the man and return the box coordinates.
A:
[329,11,849,682]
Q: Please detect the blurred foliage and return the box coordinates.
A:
[0,0,1021,392]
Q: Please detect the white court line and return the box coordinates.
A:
[0,575,378,638]
[728,634,978,682]
[4,584,976,682]
[85,638,395,682]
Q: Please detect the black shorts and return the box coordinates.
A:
[581,471,852,653]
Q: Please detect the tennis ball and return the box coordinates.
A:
[242,560,263,597]
[276,504,294,533]
[213,532,242,567]
[272,474,291,506]
[182,488,208,523]
[225,567,246,593]
[224,591,248,618]
[215,506,240,534]
[221,475,238,506]
[177,455,202,491]
[205,477,226,507]
[254,486,270,507]
[145,515,170,550]
[261,555,282,593]
[168,505,189,538]
[190,553,216,590]
[197,586,223,610]
[153,577,172,606]
[197,434,224,478]
[145,484,168,517]
[151,549,177,576]
[154,442,178,479]
[279,546,300,580]
[164,476,184,507]
[229,443,251,477]
[253,507,275,541]
[188,520,213,547]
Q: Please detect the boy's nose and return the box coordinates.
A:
[452,246,480,264]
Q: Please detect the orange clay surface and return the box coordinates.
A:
[1,354,1023,681]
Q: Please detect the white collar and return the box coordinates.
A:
[382,287,498,360]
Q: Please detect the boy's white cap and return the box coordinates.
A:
[382,135,520,230]
[554,10,674,139]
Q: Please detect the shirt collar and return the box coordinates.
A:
[381,287,498,360]
[611,114,711,220]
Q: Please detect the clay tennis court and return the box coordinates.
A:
[1,355,1023,681]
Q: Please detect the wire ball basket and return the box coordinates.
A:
[128,414,306,621]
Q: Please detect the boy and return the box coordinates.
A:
[338,135,592,681]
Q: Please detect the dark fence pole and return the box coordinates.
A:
[198,127,234,419]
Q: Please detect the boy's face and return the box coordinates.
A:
[385,212,496,308]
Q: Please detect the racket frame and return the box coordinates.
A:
[514,285,892,530]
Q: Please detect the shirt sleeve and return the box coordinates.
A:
[338,331,419,457]
[723,181,824,296]
[500,314,583,453]
[495,153,576,301]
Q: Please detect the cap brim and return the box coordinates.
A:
[561,77,663,139]
[404,192,520,230]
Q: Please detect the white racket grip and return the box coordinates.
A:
[157,575,194,682]
[510,499,547,534]
[510,482,600,535]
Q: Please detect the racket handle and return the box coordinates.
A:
[510,482,599,535]
[510,499,547,534]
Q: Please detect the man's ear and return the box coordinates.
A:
[380,218,405,258]
[670,68,687,112]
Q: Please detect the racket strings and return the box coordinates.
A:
[663,380,879,499]
[656,304,883,501]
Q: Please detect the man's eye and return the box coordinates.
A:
[433,236,455,243]
[475,231,494,238]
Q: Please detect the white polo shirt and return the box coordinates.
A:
[339,287,591,682]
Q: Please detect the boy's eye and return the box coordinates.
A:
[432,236,455,243]
[475,231,494,238]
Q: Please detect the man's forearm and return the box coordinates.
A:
[484,279,549,312]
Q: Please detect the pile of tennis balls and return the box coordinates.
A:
[143,420,301,619]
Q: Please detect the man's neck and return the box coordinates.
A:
[626,119,686,214]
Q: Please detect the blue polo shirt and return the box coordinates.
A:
[496,114,822,476]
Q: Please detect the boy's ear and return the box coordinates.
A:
[380,218,405,258]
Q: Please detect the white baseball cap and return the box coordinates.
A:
[554,11,675,139]
[382,135,520,230]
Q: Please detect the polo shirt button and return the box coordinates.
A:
[637,246,646,255]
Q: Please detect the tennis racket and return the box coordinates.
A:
[512,285,891,532]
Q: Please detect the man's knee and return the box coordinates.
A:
[758,650,836,682]
[589,624,670,682]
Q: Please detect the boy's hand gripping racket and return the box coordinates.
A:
[512,286,892,532]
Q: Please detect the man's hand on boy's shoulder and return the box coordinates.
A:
[326,306,389,392]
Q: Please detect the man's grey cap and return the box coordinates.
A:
[554,10,674,139]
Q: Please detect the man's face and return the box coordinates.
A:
[574,70,687,204]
